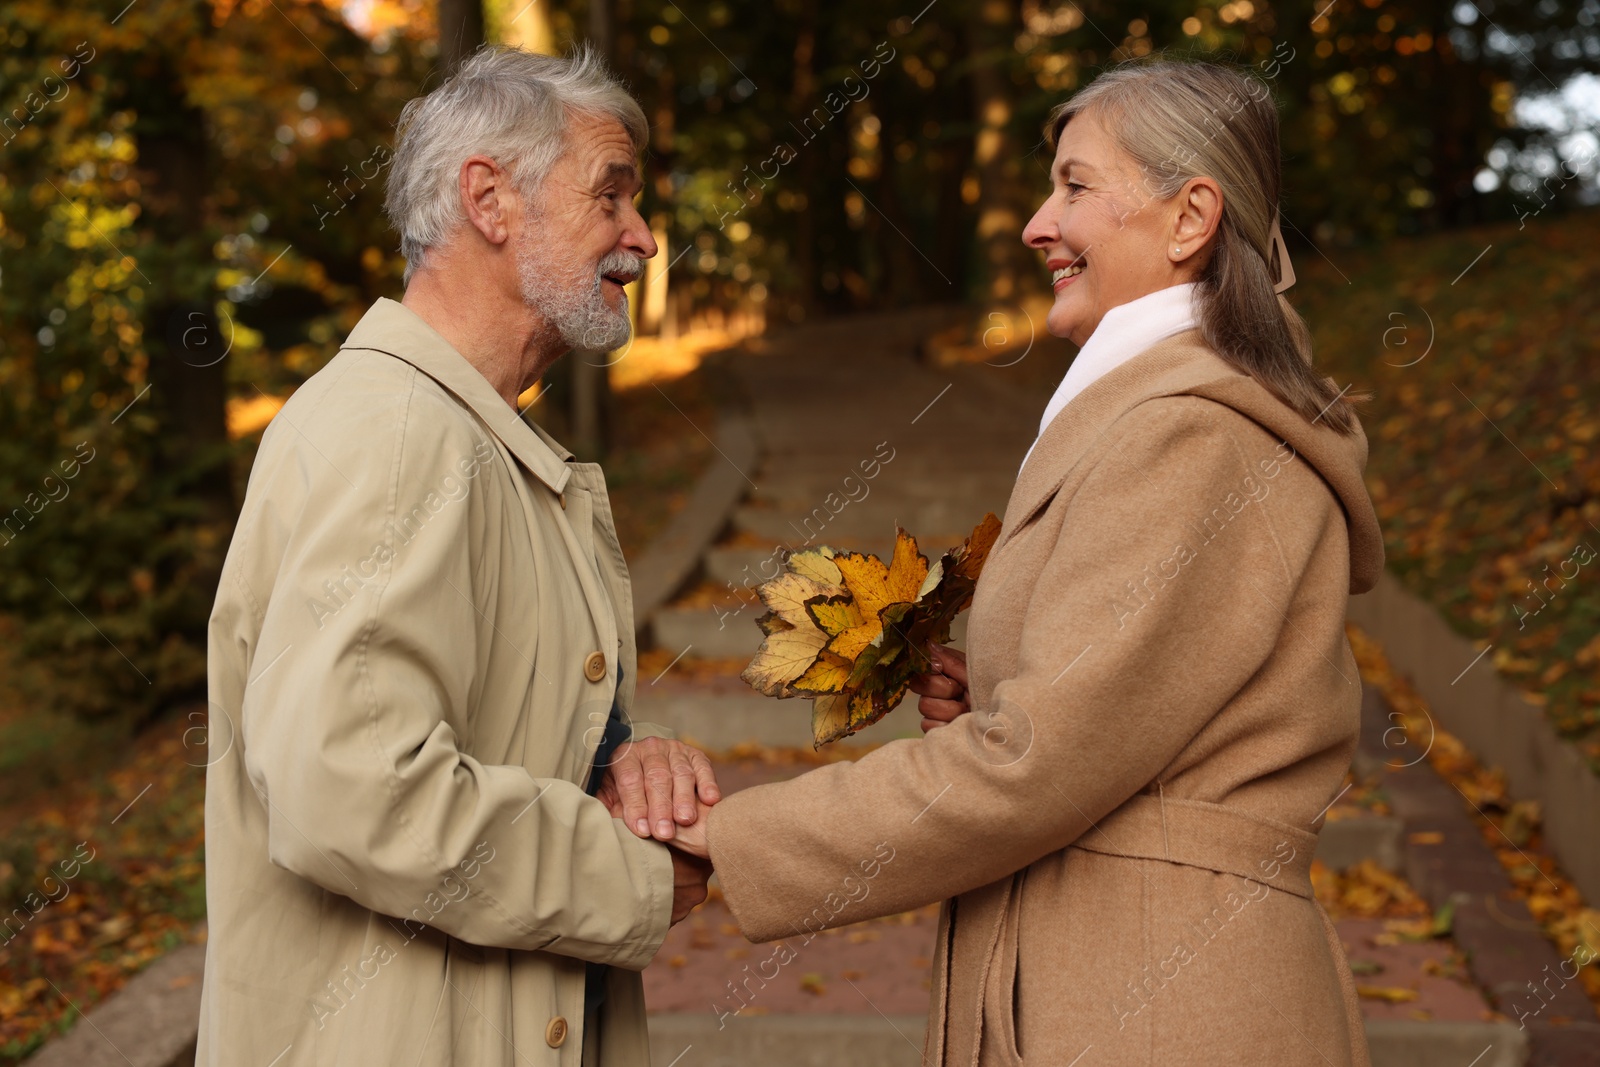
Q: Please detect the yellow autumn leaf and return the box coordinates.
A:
[827,620,883,663]
[885,528,931,603]
[834,529,927,621]
[832,552,889,612]
[806,594,863,635]
[758,611,794,635]
[759,572,840,628]
[812,693,852,745]
[740,626,829,696]
[1356,985,1419,1003]
[791,652,853,694]
[788,547,842,586]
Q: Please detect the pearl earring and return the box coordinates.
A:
[1174,246,1182,255]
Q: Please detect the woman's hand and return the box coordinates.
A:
[664,798,713,861]
[909,643,970,733]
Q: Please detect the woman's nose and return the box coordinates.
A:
[1021,200,1058,249]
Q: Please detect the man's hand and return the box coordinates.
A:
[908,643,970,733]
[596,736,721,841]
[669,848,713,925]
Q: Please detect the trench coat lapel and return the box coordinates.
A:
[339,298,628,769]
[340,297,571,495]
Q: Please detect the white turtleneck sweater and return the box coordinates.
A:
[1021,282,1201,471]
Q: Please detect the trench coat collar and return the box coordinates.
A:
[340,297,571,495]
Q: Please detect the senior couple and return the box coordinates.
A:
[200,44,1381,1067]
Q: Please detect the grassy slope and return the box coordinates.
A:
[1292,208,1600,767]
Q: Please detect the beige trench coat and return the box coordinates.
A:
[198,298,673,1066]
[706,333,1385,1066]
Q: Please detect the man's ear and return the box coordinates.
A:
[459,155,515,246]
[1172,176,1223,254]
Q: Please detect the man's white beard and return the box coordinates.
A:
[515,222,638,353]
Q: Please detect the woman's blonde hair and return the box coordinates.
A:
[1047,60,1361,435]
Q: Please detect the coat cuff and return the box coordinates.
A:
[603,834,675,971]
[704,792,784,943]
[627,720,678,742]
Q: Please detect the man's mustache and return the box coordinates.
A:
[596,250,644,287]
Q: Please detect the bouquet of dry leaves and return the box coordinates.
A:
[740,514,1001,746]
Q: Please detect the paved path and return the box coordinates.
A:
[639,307,1069,745]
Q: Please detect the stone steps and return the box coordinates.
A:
[631,686,924,751]
[730,503,985,549]
[645,1014,1528,1067]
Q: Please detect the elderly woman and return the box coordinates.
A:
[664,60,1382,1065]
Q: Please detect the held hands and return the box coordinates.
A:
[595,736,721,841]
[669,848,713,924]
[908,643,971,733]
[596,738,719,924]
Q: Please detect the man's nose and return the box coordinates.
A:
[624,206,658,260]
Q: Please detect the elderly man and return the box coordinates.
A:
[198,47,717,1066]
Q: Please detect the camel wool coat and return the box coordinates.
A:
[705,332,1385,1066]
[198,298,674,1066]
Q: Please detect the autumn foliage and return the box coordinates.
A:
[742,514,999,745]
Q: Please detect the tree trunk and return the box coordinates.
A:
[968,0,1043,306]
[133,54,231,518]
[789,0,818,320]
[568,0,613,459]
[438,0,485,76]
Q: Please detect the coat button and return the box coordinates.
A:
[583,651,607,683]
[545,1015,568,1047]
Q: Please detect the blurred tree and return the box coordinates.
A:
[571,0,615,459]
[968,0,1046,306]
[1,0,1596,725]
[0,0,431,720]
[439,0,487,75]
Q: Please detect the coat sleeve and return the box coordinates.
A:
[238,377,672,969]
[706,396,1323,942]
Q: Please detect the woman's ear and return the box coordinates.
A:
[1171,176,1223,261]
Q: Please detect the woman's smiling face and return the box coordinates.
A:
[1022,112,1196,346]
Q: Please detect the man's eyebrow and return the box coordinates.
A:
[597,161,641,187]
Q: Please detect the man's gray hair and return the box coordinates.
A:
[385,45,648,280]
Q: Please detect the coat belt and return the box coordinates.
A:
[1068,793,1319,900]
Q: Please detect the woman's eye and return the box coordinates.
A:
[1066,182,1086,195]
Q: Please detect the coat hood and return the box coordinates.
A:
[1183,365,1385,595]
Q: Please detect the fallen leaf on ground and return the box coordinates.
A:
[1357,985,1420,1003]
